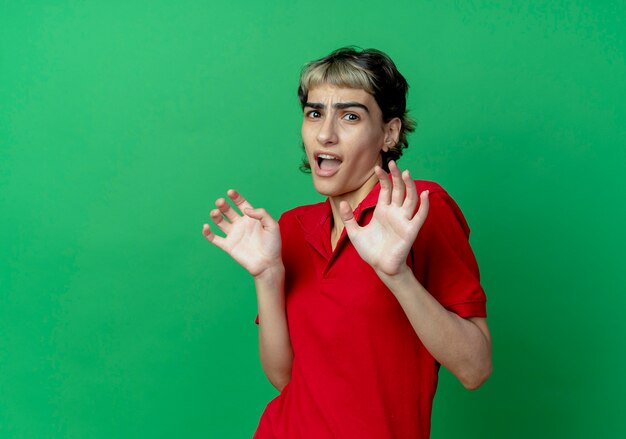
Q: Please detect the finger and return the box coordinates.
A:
[243,207,277,230]
[210,208,231,233]
[216,197,240,222]
[403,169,418,215]
[375,166,391,205]
[339,201,360,236]
[410,190,430,228]
[202,223,227,249]
[389,161,406,205]
[228,189,254,213]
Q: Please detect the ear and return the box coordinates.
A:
[382,117,401,152]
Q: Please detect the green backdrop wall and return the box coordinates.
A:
[2,1,625,437]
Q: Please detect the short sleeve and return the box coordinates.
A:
[409,188,487,318]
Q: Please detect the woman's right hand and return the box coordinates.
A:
[202,189,282,278]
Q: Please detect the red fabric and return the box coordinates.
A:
[254,181,486,439]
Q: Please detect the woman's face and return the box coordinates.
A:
[301,84,399,206]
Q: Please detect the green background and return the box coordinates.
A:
[2,1,625,437]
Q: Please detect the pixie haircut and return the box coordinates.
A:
[298,47,416,172]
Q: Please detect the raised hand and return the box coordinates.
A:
[339,161,429,277]
[202,190,282,278]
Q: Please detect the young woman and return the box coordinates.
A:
[203,47,492,439]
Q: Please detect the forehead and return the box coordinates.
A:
[307,84,378,108]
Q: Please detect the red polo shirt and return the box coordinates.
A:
[254,180,487,439]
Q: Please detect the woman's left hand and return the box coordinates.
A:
[339,161,429,277]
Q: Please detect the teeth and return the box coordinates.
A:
[318,154,338,160]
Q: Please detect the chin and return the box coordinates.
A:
[313,181,360,200]
[311,178,339,197]
[312,183,334,197]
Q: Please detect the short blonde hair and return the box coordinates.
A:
[298,47,416,172]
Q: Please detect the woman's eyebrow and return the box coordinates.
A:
[334,102,370,113]
[304,102,324,110]
[304,102,370,113]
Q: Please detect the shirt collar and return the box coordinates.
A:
[297,181,381,227]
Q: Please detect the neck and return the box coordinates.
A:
[328,172,379,248]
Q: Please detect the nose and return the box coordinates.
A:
[316,115,338,145]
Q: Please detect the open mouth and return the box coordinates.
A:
[316,153,342,172]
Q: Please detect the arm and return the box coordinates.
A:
[339,162,492,389]
[255,264,293,391]
[378,269,491,389]
[202,190,293,390]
